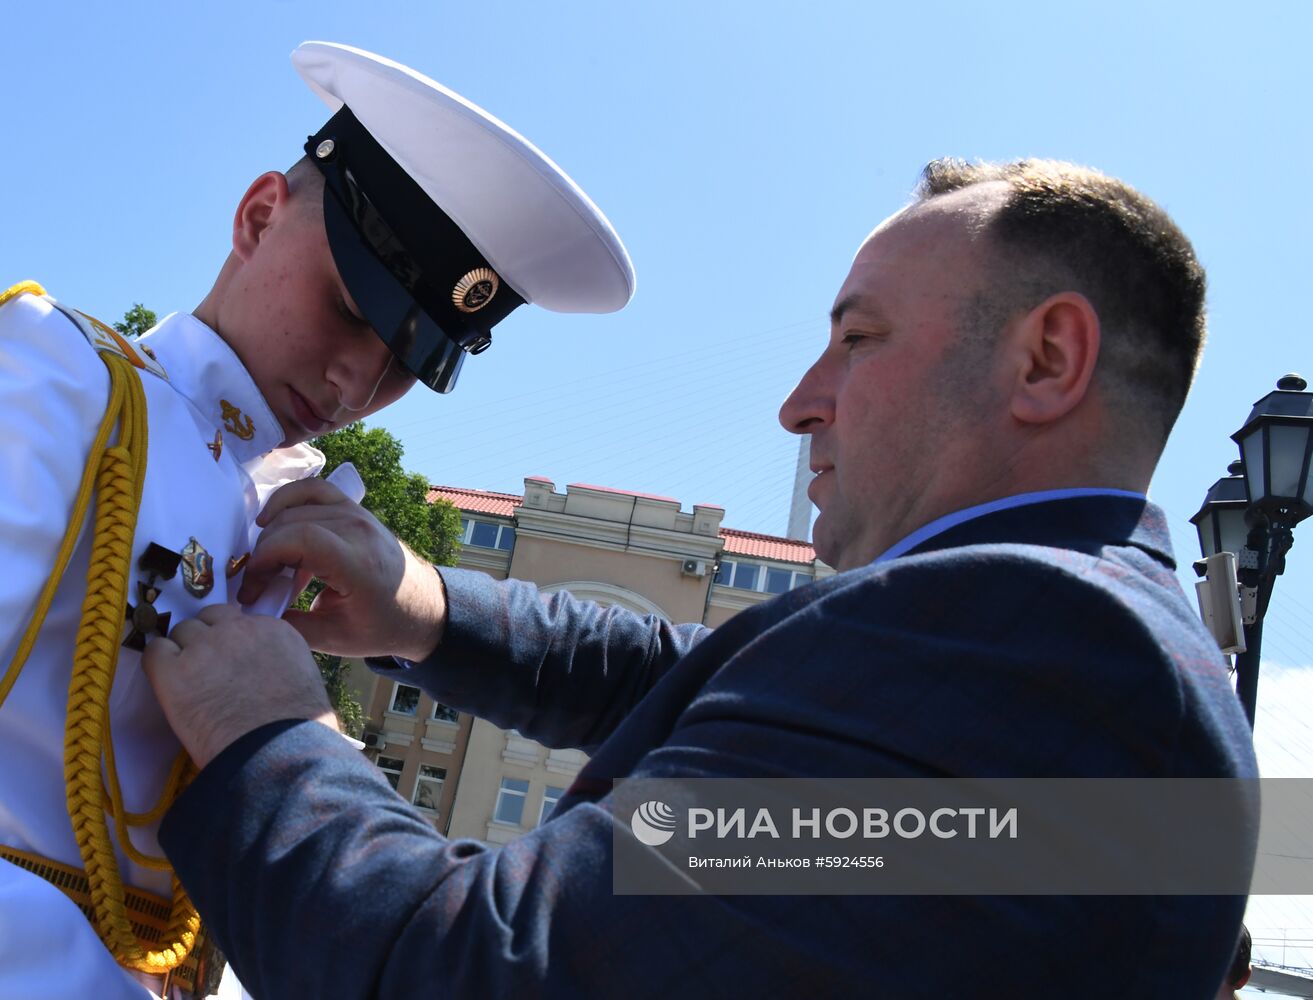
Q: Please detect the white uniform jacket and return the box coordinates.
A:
[0,292,323,998]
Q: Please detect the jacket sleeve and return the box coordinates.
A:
[161,718,887,1000]
[160,547,1252,1000]
[369,567,711,752]
[0,293,107,675]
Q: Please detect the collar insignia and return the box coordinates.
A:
[220,399,256,441]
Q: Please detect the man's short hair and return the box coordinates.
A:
[916,158,1207,440]
[1227,924,1252,988]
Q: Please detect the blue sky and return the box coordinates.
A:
[4,0,1312,969]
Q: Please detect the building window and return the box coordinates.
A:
[716,559,812,594]
[460,517,516,551]
[493,777,529,826]
[389,683,421,715]
[538,784,566,826]
[377,756,404,791]
[431,702,459,723]
[412,765,447,813]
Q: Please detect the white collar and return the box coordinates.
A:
[138,312,293,466]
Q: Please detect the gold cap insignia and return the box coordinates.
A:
[452,268,499,314]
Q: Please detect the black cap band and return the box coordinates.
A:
[305,105,526,392]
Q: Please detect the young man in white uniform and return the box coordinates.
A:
[0,41,634,999]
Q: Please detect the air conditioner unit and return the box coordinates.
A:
[681,559,708,577]
[362,730,387,751]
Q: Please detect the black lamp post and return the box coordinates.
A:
[1192,374,1313,728]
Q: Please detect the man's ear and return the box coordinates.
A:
[231,171,291,262]
[1008,291,1101,426]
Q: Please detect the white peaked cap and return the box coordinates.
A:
[292,40,635,313]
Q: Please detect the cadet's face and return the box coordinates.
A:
[778,201,1005,570]
[218,195,417,447]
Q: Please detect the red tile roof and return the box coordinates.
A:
[720,528,815,564]
[427,485,521,518]
[427,484,815,564]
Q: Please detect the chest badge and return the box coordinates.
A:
[220,400,255,441]
[181,537,215,598]
[207,429,223,462]
[123,543,182,651]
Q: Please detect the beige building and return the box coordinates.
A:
[347,476,830,842]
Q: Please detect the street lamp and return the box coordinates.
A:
[1191,461,1248,561]
[1193,374,1313,728]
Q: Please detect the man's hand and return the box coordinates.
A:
[143,604,338,770]
[237,478,448,662]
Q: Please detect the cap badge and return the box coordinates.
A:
[220,400,255,441]
[452,268,499,314]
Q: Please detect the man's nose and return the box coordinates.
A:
[332,342,395,413]
[779,357,835,434]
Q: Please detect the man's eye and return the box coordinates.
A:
[338,298,367,325]
[840,330,885,350]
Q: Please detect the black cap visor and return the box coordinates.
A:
[307,105,526,395]
[321,185,465,393]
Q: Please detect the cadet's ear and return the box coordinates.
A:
[1008,291,1101,426]
[231,172,292,261]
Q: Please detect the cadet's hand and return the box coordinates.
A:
[237,477,448,661]
[143,604,338,770]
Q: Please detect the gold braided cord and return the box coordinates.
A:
[108,741,193,827]
[63,352,200,973]
[102,735,194,869]
[0,281,107,712]
[0,280,200,972]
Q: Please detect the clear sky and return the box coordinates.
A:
[4,0,1312,957]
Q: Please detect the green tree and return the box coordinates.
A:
[113,303,157,338]
[301,422,462,737]
[313,422,463,566]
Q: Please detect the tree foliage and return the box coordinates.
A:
[113,303,157,338]
[312,422,462,567]
[304,422,462,737]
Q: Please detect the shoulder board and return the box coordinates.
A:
[47,298,168,382]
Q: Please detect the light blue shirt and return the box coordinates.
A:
[873,488,1148,565]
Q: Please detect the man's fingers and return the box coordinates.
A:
[141,633,181,670]
[255,477,350,527]
[167,616,210,648]
[289,568,315,600]
[236,523,347,604]
[281,607,337,654]
[197,602,244,626]
[260,501,363,530]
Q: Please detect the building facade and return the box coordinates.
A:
[346,476,830,842]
